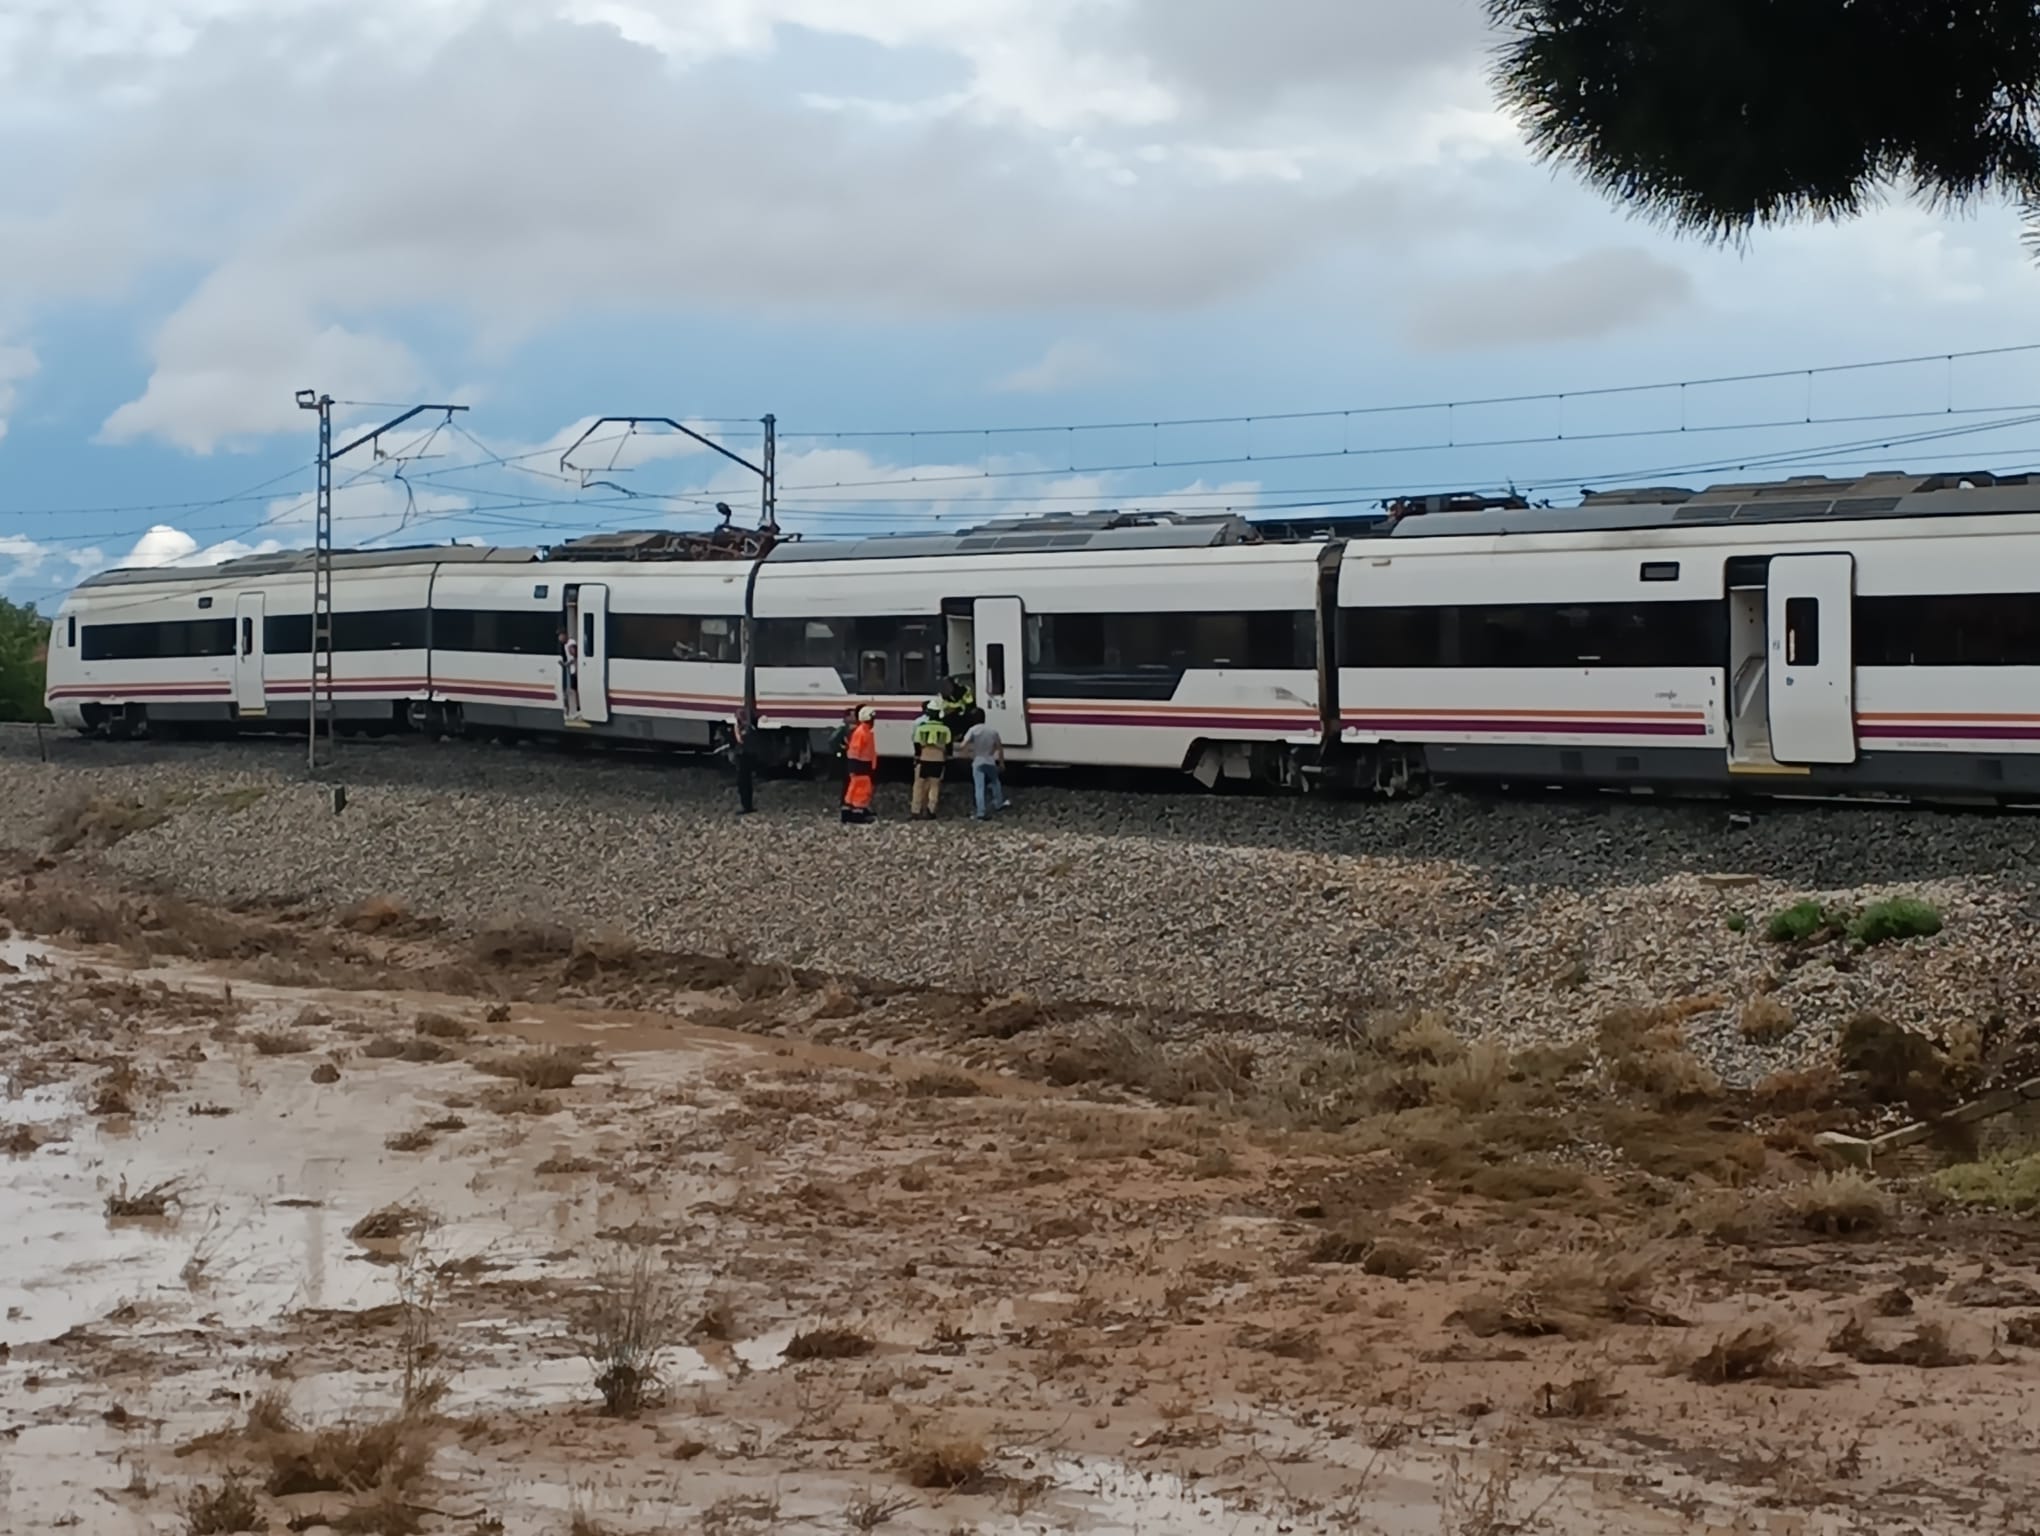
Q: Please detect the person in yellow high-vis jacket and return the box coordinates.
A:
[909,698,952,820]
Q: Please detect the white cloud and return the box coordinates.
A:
[98,274,428,454]
[121,523,285,568]
[1405,247,1698,351]
[991,339,1126,395]
[0,343,38,440]
[1,2,1497,454]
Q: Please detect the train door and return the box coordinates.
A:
[1766,554,1855,764]
[233,593,267,716]
[973,595,1029,746]
[578,584,611,725]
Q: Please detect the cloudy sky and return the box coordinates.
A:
[6,0,2040,605]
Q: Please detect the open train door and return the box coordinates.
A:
[972,595,1029,746]
[233,592,267,716]
[1767,553,1855,764]
[577,583,611,725]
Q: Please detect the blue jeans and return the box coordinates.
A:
[972,758,1006,819]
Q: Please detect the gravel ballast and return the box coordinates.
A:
[4,726,2038,1087]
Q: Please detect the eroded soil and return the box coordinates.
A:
[3,867,2039,1535]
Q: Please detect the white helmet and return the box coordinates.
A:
[857,705,876,723]
[924,697,944,716]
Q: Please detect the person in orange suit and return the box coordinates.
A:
[841,705,878,824]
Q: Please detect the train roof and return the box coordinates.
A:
[74,543,538,589]
[762,510,1263,562]
[1387,470,2040,538]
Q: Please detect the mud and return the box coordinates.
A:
[3,884,2040,1535]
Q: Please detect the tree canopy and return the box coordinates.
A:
[0,597,51,723]
[1488,1,2040,240]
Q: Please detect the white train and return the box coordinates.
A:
[43,470,2040,802]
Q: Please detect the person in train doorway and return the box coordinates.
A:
[909,699,952,820]
[558,625,579,716]
[841,705,879,825]
[728,708,757,816]
[961,716,1008,820]
[941,674,978,738]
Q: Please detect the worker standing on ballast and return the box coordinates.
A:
[909,698,952,820]
[841,705,878,824]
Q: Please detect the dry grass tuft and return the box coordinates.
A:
[476,1048,590,1091]
[1684,1322,1848,1387]
[843,1491,917,1532]
[477,1083,561,1117]
[46,790,174,855]
[1596,1005,1723,1107]
[1306,1225,1428,1278]
[361,1036,406,1059]
[577,1246,685,1417]
[340,896,412,934]
[384,1128,436,1153]
[260,1416,432,1499]
[471,917,574,967]
[1780,1170,1893,1236]
[1829,1317,1973,1368]
[105,1176,184,1219]
[348,1205,426,1243]
[413,1013,472,1041]
[1537,1371,1621,1419]
[1425,1040,1510,1113]
[1454,1248,1686,1340]
[1738,996,1798,1045]
[250,1029,312,1057]
[3,1123,43,1156]
[181,1470,262,1534]
[898,1431,988,1490]
[785,1325,877,1361]
[902,1068,983,1099]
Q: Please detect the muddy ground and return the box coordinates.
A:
[3,859,2040,1535]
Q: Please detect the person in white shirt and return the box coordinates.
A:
[959,719,1008,820]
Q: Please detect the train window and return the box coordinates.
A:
[582,612,597,657]
[66,616,76,647]
[533,585,548,600]
[608,613,742,662]
[197,596,214,610]
[1855,592,2040,666]
[431,608,555,655]
[1785,598,1819,666]
[1342,601,1723,669]
[80,617,236,661]
[1640,562,1680,582]
[986,642,1007,697]
[241,618,253,656]
[858,650,889,691]
[265,609,429,654]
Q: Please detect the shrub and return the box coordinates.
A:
[1781,1170,1893,1235]
[181,1471,262,1534]
[1849,898,1944,947]
[1934,1152,2040,1214]
[578,1247,684,1417]
[1725,912,1749,934]
[1765,900,1839,944]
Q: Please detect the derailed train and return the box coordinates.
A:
[44,470,2040,802]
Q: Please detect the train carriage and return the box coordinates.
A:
[1332,472,2040,799]
[44,470,2040,806]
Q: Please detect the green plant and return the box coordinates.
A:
[0,596,50,723]
[1725,912,1748,934]
[1765,900,1839,944]
[1848,898,1944,947]
[1934,1152,2040,1213]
